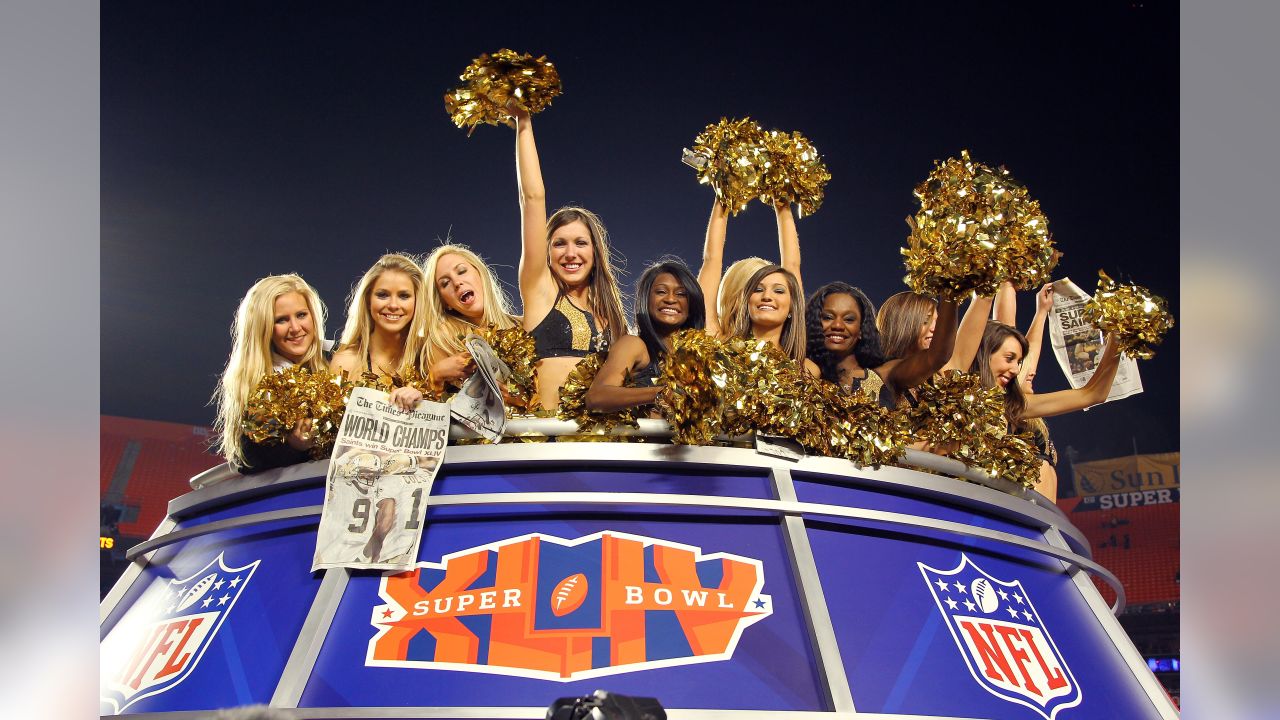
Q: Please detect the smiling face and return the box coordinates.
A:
[820,293,861,355]
[648,272,690,328]
[434,253,484,321]
[271,291,315,363]
[917,308,937,350]
[990,335,1024,388]
[368,269,415,335]
[749,272,792,329]
[548,219,595,286]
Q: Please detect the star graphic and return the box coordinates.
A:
[202,596,214,608]
[1006,606,1019,618]
[1022,610,1034,622]
[963,599,976,612]
[997,589,1009,600]
[935,578,950,592]
[229,576,242,588]
[753,598,767,609]
[213,578,225,590]
[1013,593,1024,605]
[945,597,959,610]
[381,608,394,619]
[217,594,231,606]
[954,582,968,594]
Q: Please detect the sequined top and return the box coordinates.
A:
[843,368,895,410]
[531,295,603,359]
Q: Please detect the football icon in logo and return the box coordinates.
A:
[551,573,588,616]
[971,578,999,613]
[175,573,218,612]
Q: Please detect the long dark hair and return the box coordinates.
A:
[634,259,705,364]
[972,320,1030,429]
[805,282,886,384]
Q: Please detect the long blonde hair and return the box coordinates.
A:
[339,253,429,376]
[421,243,518,373]
[877,291,937,361]
[546,207,628,339]
[718,256,769,337]
[730,264,807,363]
[213,274,328,466]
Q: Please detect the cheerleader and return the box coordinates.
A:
[973,320,1122,501]
[420,243,519,393]
[213,274,329,474]
[729,263,819,375]
[805,283,919,407]
[329,253,428,411]
[993,281,1061,496]
[510,104,627,410]
[697,198,801,338]
[876,290,997,407]
[585,260,706,413]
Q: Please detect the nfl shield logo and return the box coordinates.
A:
[101,553,260,713]
[918,555,1082,719]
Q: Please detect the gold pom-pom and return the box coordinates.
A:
[804,377,909,467]
[243,366,352,458]
[656,329,729,444]
[1082,270,1175,360]
[475,325,538,408]
[759,129,831,218]
[444,49,562,135]
[557,352,642,434]
[717,338,809,440]
[904,370,1007,448]
[685,118,769,215]
[903,150,1059,300]
[972,428,1043,490]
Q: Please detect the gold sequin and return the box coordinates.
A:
[557,296,596,352]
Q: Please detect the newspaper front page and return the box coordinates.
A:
[448,335,510,443]
[312,387,449,571]
[1048,277,1143,404]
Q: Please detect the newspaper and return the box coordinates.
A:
[448,335,510,443]
[312,387,449,571]
[1047,277,1143,405]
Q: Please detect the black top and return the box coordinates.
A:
[629,358,661,388]
[531,295,604,359]
[235,437,310,475]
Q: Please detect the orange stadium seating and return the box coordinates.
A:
[1056,496,1180,608]
[101,416,223,538]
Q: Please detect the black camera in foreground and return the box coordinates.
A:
[546,690,666,720]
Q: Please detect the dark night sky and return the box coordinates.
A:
[101,1,1178,463]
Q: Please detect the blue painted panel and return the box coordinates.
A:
[793,471,1044,540]
[300,513,824,711]
[808,519,1162,719]
[99,520,323,715]
[176,484,325,527]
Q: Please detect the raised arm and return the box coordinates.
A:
[775,202,801,286]
[883,298,959,390]
[512,105,554,328]
[943,293,995,372]
[697,199,729,337]
[1024,336,1121,418]
[993,281,1016,324]
[584,335,662,412]
[1019,283,1054,386]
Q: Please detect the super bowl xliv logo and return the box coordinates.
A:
[919,555,1082,719]
[369,531,772,680]
[100,554,260,713]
